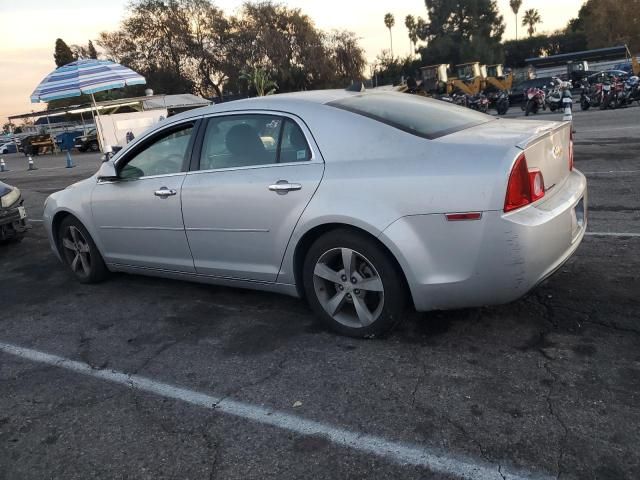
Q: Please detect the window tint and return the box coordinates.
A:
[200,115,282,170]
[329,93,492,139]
[119,125,193,179]
[279,119,311,163]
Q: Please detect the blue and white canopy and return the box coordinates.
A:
[30,59,146,103]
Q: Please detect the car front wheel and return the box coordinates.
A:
[58,216,108,284]
[303,229,407,338]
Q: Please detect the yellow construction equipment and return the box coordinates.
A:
[448,62,485,96]
[632,55,640,76]
[484,64,513,91]
[419,64,450,95]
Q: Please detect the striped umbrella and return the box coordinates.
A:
[30,59,146,103]
[30,59,146,151]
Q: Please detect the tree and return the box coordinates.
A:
[87,40,98,59]
[240,67,278,96]
[567,0,639,51]
[417,0,505,66]
[405,15,418,54]
[522,9,542,38]
[72,40,99,60]
[54,38,76,67]
[2,122,16,134]
[384,13,395,57]
[98,0,367,98]
[327,30,367,85]
[509,0,522,41]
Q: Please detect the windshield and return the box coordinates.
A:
[328,93,493,139]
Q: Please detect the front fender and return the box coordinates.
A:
[43,178,99,261]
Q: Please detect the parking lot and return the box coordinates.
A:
[1,105,639,480]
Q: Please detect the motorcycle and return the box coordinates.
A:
[600,79,619,110]
[524,87,546,116]
[580,79,604,110]
[467,93,489,113]
[545,78,573,112]
[489,90,510,115]
[629,76,640,104]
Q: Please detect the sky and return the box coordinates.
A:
[0,0,585,124]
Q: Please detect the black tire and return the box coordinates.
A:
[89,141,99,152]
[57,216,108,284]
[600,94,611,110]
[525,100,532,116]
[302,229,407,338]
[580,99,590,111]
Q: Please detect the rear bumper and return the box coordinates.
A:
[380,169,587,312]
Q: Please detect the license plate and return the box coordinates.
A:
[603,84,611,91]
[18,206,27,219]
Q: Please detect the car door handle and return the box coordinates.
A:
[154,187,177,198]
[268,182,302,193]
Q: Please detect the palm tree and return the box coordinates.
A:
[509,0,523,41]
[384,13,395,57]
[522,9,542,38]
[240,67,278,97]
[405,14,416,55]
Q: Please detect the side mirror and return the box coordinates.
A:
[97,159,118,181]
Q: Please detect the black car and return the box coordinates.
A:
[0,181,28,242]
[509,77,555,105]
[74,129,99,152]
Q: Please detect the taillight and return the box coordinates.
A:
[504,153,545,213]
[569,130,574,171]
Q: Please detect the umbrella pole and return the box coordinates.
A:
[91,93,105,153]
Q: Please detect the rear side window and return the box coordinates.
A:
[328,93,492,139]
[198,115,311,170]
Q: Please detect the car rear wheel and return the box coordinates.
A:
[303,230,407,338]
[89,141,99,152]
[58,216,108,284]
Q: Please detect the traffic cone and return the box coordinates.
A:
[28,156,37,171]
[0,158,7,172]
[65,150,75,168]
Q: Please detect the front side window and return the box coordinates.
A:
[119,124,193,179]
[198,115,311,170]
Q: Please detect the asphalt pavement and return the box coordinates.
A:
[1,104,639,480]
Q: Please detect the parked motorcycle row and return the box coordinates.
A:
[438,90,510,115]
[522,75,640,117]
[580,75,640,110]
[523,78,574,116]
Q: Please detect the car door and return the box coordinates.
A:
[181,112,324,282]
[91,120,199,272]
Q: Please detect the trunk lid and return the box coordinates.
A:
[438,118,572,193]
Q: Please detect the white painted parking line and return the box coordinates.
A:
[0,341,550,480]
[586,232,640,238]
[583,170,640,175]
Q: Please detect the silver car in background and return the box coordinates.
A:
[43,90,587,337]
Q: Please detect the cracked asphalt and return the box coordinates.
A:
[1,104,639,480]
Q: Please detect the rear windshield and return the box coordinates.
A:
[328,93,493,139]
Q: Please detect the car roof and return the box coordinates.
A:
[168,89,367,123]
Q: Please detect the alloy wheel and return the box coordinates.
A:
[62,226,92,277]
[312,248,384,329]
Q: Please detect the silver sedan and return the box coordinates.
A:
[43,90,587,337]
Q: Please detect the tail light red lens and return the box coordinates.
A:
[504,153,545,213]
